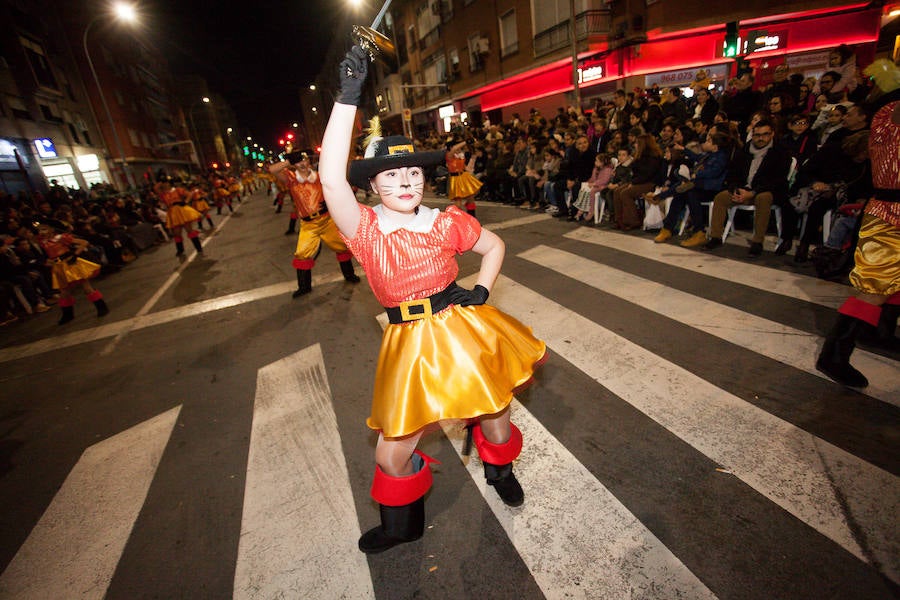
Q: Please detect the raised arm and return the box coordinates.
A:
[319,46,369,239]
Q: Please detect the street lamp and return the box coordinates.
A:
[83,2,138,189]
[188,96,211,169]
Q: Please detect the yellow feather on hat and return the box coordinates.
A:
[864,59,900,94]
[362,116,382,157]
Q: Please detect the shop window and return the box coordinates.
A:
[19,36,59,91]
[499,9,518,57]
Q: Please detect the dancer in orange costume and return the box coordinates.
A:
[446,139,482,217]
[319,46,546,554]
[190,182,215,231]
[269,150,361,297]
[156,178,204,259]
[35,221,109,325]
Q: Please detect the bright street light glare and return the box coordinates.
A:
[113,2,137,22]
[309,84,316,91]
[202,96,210,103]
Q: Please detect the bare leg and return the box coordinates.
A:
[375,429,425,477]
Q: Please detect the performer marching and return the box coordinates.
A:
[156,178,204,259]
[319,46,546,554]
[269,150,361,297]
[816,59,900,387]
[36,221,109,325]
[190,181,215,231]
[446,139,482,217]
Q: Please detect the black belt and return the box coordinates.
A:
[385,282,459,324]
[173,201,187,206]
[873,188,900,202]
[450,172,463,176]
[300,208,328,221]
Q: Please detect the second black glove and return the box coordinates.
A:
[449,284,489,307]
[336,45,369,107]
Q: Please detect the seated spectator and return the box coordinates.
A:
[611,134,664,230]
[702,119,792,257]
[600,148,634,222]
[781,113,817,166]
[643,146,691,230]
[571,152,614,222]
[518,142,543,209]
[692,88,719,126]
[814,104,849,147]
[661,132,732,246]
[507,138,530,204]
[535,147,561,211]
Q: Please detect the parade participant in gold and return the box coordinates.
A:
[156,178,204,259]
[816,59,900,387]
[320,46,546,554]
[36,221,109,325]
[446,139,481,217]
[269,150,361,297]
[190,182,215,231]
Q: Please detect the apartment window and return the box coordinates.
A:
[448,48,460,81]
[128,128,140,147]
[468,34,489,72]
[532,0,585,35]
[68,123,82,144]
[141,132,150,148]
[19,36,59,90]
[7,95,32,120]
[499,9,519,56]
[115,90,125,106]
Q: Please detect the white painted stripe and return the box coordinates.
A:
[485,275,900,584]
[233,344,374,600]
[442,404,717,599]
[564,227,850,309]
[483,213,553,231]
[0,406,181,599]
[374,312,713,599]
[519,245,900,406]
[0,272,352,365]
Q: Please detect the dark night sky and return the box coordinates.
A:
[140,0,359,149]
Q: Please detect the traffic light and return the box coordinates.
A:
[724,21,739,58]
[242,145,250,156]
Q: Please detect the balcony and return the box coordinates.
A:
[533,9,611,57]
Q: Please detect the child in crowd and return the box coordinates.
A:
[572,153,614,222]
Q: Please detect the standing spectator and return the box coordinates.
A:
[722,73,762,133]
[692,88,720,126]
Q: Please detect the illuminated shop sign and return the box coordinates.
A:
[33,137,58,158]
[438,104,455,118]
[744,29,788,54]
[578,61,605,84]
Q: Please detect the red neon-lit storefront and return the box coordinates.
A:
[467,3,882,121]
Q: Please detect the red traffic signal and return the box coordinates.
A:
[286,132,295,140]
[278,139,285,146]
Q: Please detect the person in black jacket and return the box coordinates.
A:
[703,119,792,256]
[611,134,664,229]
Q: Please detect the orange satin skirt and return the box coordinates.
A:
[448,172,483,200]
[849,213,900,296]
[192,199,210,213]
[166,204,202,229]
[368,303,547,438]
[51,257,100,289]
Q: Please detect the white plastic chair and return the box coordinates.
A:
[721,204,782,242]
[594,192,605,225]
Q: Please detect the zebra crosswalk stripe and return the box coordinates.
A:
[519,244,899,406]
[484,273,899,583]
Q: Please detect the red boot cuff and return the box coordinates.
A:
[838,297,881,327]
[292,258,315,270]
[58,296,76,307]
[473,422,523,465]
[370,450,437,506]
[336,251,353,262]
[886,292,900,306]
[87,290,103,302]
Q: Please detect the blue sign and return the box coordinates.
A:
[34,137,58,158]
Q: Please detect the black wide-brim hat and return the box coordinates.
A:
[348,135,444,189]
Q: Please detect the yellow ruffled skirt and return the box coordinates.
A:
[850,213,900,296]
[369,304,547,438]
[192,199,210,213]
[448,172,483,200]
[51,257,100,289]
[166,204,202,229]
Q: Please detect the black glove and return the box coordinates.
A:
[336,46,369,106]
[449,284,489,307]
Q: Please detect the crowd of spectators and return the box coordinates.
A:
[413,44,877,265]
[0,167,259,326]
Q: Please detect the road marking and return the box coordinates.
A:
[520,245,899,406]
[0,406,181,599]
[441,403,717,599]
[564,227,849,309]
[233,344,374,600]
[486,274,899,583]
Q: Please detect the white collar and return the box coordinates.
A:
[294,169,317,183]
[373,204,438,234]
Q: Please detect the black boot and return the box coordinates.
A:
[175,241,185,257]
[93,298,109,317]
[339,260,360,283]
[58,305,75,325]
[358,497,426,554]
[858,303,900,352]
[191,235,203,253]
[816,313,870,387]
[292,269,312,298]
[284,218,297,235]
[207,217,214,229]
[794,242,809,263]
[484,462,524,507]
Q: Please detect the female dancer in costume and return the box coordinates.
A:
[156,178,204,259]
[319,46,546,554]
[36,221,109,325]
[446,139,482,217]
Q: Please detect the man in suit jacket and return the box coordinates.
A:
[702,119,792,256]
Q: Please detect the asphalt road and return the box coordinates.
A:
[0,187,897,600]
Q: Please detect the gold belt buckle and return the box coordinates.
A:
[399,298,432,321]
